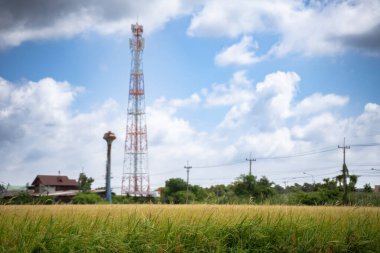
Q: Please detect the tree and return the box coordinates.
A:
[191,185,208,202]
[172,191,195,204]
[161,178,188,204]
[273,184,285,194]
[78,173,94,192]
[348,175,358,192]
[208,184,228,197]
[335,175,343,190]
[232,174,256,197]
[231,174,275,201]
[317,178,340,201]
[256,177,275,199]
[165,178,187,195]
[301,183,315,192]
[363,183,373,193]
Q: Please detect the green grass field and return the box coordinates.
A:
[1,205,379,252]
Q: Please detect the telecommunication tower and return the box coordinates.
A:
[121,23,150,196]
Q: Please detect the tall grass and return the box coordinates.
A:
[0,205,379,252]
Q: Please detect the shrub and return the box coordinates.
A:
[72,193,102,204]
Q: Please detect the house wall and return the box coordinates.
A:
[38,185,56,194]
[56,185,78,191]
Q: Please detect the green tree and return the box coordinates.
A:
[348,175,358,191]
[208,184,228,197]
[336,174,344,190]
[232,174,256,197]
[301,183,315,192]
[161,178,188,204]
[316,178,340,202]
[165,178,187,195]
[172,191,195,204]
[78,173,94,192]
[256,177,275,199]
[273,184,286,194]
[191,185,208,202]
[363,183,373,193]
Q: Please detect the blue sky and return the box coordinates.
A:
[0,0,379,191]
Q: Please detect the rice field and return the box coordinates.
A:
[1,205,379,252]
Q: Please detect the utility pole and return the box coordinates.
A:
[184,161,192,204]
[246,153,256,176]
[338,137,350,205]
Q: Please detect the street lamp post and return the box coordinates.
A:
[103,131,116,203]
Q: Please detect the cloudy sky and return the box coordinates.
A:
[1,0,380,191]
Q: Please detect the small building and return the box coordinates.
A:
[31,175,78,194]
[375,185,380,193]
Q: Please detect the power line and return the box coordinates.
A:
[191,146,338,169]
[192,160,245,169]
[351,143,380,147]
[256,147,338,160]
[150,169,179,176]
[184,143,378,170]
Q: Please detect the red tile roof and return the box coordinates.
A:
[32,175,78,187]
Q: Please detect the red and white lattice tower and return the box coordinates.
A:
[121,23,150,196]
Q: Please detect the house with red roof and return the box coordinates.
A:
[31,175,78,194]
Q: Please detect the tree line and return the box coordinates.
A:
[1,171,378,205]
[158,173,377,206]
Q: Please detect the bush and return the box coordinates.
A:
[34,195,54,205]
[72,193,102,204]
[8,192,33,204]
[295,192,325,205]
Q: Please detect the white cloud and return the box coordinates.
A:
[236,127,296,157]
[188,0,380,56]
[255,71,300,128]
[0,76,124,188]
[3,0,379,57]
[206,71,254,107]
[215,35,261,66]
[291,113,341,142]
[0,0,198,48]
[188,1,274,37]
[350,102,380,140]
[204,71,349,130]
[1,73,379,189]
[146,70,379,188]
[169,93,201,108]
[204,71,255,128]
[292,93,349,116]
